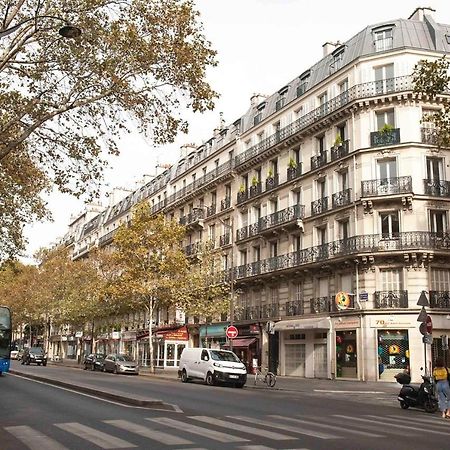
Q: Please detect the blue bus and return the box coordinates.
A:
[0,306,12,375]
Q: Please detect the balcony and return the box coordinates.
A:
[287,163,302,181]
[429,291,450,308]
[219,233,231,247]
[249,182,262,199]
[285,300,304,316]
[221,196,231,210]
[98,229,117,247]
[330,140,350,161]
[261,303,279,318]
[259,204,305,234]
[310,297,331,314]
[421,127,439,145]
[265,174,279,192]
[237,190,248,204]
[179,208,204,227]
[361,176,412,197]
[185,242,201,256]
[235,75,413,168]
[311,152,327,170]
[423,179,450,198]
[311,197,328,216]
[332,188,352,208]
[236,226,249,242]
[206,204,216,217]
[374,291,408,309]
[370,128,400,147]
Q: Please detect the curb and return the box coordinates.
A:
[9,369,171,409]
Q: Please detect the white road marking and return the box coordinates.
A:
[104,419,192,445]
[333,415,450,436]
[4,426,68,450]
[55,422,136,448]
[314,389,385,394]
[228,415,336,440]
[237,446,276,450]
[269,415,383,437]
[148,417,248,443]
[384,414,449,427]
[192,416,296,440]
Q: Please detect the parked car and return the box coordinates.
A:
[178,348,247,387]
[10,349,19,360]
[103,354,139,374]
[83,353,105,371]
[21,347,47,366]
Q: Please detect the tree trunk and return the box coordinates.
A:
[148,297,154,373]
[90,319,95,354]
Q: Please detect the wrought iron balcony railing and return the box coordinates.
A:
[311,197,328,215]
[206,204,216,217]
[185,242,201,256]
[421,127,439,145]
[423,179,450,198]
[374,291,408,309]
[370,128,400,147]
[265,174,279,192]
[98,229,117,247]
[249,182,262,198]
[311,152,327,170]
[287,164,302,181]
[259,204,305,232]
[235,75,413,167]
[261,303,279,318]
[361,176,412,197]
[237,190,248,204]
[219,233,231,247]
[330,140,350,161]
[179,208,204,225]
[310,296,331,314]
[236,226,249,242]
[429,291,450,309]
[233,232,450,281]
[332,188,352,208]
[285,300,304,316]
[221,196,231,210]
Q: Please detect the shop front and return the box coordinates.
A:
[223,323,260,373]
[155,325,189,368]
[274,317,331,378]
[121,331,137,359]
[199,323,227,348]
[333,317,360,379]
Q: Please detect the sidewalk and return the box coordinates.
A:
[48,358,399,395]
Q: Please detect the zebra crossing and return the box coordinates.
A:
[3,411,450,449]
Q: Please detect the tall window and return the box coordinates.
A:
[374,64,394,94]
[339,219,349,240]
[270,199,278,213]
[317,227,327,245]
[431,269,450,291]
[240,249,247,265]
[426,157,443,182]
[253,245,261,262]
[270,241,278,257]
[380,211,399,238]
[318,92,328,115]
[209,224,216,242]
[317,179,327,199]
[316,135,325,155]
[376,109,395,131]
[339,170,348,191]
[378,158,397,180]
[297,72,310,97]
[276,87,288,111]
[430,210,447,236]
[374,28,393,52]
[380,268,402,292]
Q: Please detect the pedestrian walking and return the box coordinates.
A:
[432,357,450,419]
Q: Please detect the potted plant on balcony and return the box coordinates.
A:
[333,134,343,149]
[250,175,260,196]
[251,175,259,187]
[379,123,394,135]
[288,157,297,169]
[266,167,276,190]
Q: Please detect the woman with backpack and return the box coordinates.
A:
[432,357,450,418]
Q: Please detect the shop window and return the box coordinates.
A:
[377,329,409,381]
[336,330,357,378]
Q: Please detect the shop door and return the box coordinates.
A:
[285,343,305,377]
[314,343,328,378]
[164,341,186,368]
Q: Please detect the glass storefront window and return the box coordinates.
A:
[377,329,409,381]
[336,330,357,378]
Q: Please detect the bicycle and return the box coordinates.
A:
[254,366,277,387]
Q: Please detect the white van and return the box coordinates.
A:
[178,348,247,388]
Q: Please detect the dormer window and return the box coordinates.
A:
[373,26,393,52]
[233,118,241,135]
[276,86,289,111]
[330,45,345,73]
[297,71,310,97]
[254,102,265,126]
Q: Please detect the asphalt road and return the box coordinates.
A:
[1,363,448,450]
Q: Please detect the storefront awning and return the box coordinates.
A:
[223,338,257,348]
[199,323,227,338]
[273,317,330,331]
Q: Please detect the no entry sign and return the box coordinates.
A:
[226,325,238,339]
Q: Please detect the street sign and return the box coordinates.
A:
[419,322,427,336]
[226,325,238,339]
[417,291,430,307]
[426,315,433,334]
[422,334,433,345]
[417,306,427,323]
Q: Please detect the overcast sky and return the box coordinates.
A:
[23,0,450,262]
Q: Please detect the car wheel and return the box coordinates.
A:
[42,362,47,366]
[37,363,41,366]
[400,401,409,409]
[21,360,24,365]
[113,365,118,374]
[83,364,87,370]
[205,372,215,386]
[181,369,189,383]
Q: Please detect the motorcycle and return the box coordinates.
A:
[395,370,438,413]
